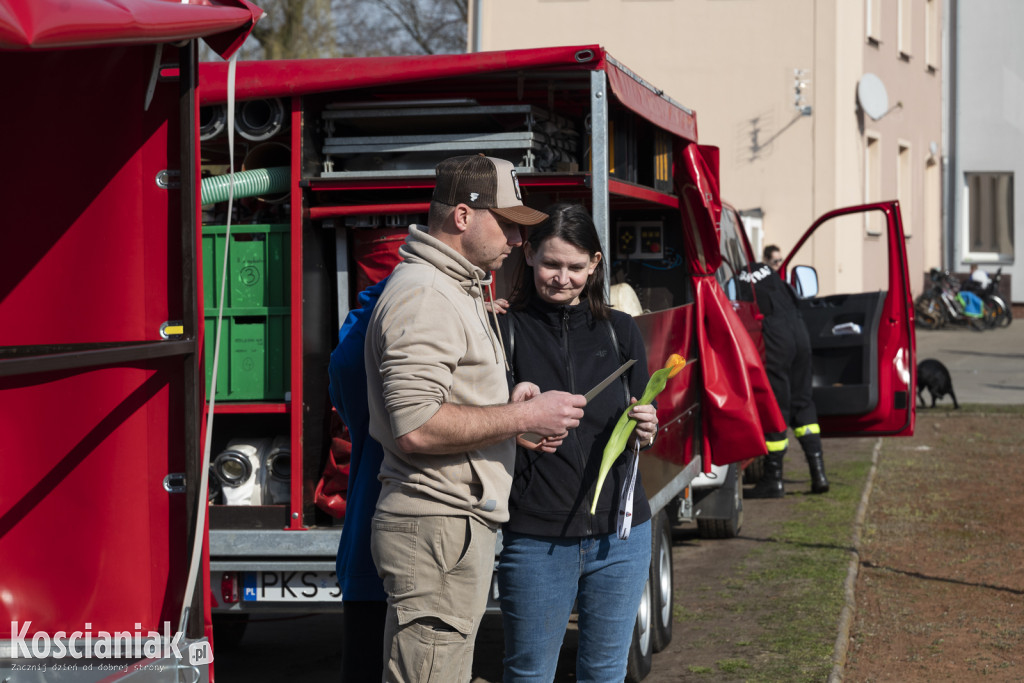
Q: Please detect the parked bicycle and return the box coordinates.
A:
[915,267,985,331]
[962,266,1012,329]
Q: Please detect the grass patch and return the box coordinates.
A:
[729,453,871,682]
[716,658,753,673]
[674,604,710,623]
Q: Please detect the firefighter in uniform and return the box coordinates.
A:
[747,245,829,497]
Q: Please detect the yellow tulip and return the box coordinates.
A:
[590,354,686,514]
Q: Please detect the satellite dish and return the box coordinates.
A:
[857,73,889,120]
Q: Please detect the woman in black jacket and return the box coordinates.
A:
[495,203,658,682]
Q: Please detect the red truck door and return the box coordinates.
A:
[782,201,916,436]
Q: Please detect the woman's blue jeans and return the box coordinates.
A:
[497,521,651,682]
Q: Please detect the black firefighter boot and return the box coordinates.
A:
[798,431,829,494]
[805,452,830,494]
[748,452,785,499]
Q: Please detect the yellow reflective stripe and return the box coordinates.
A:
[766,438,788,453]
[794,424,821,437]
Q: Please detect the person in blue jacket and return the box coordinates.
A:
[328,275,389,682]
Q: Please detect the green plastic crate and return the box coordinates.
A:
[202,224,289,309]
[204,312,290,401]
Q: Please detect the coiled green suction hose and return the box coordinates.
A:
[200,166,290,204]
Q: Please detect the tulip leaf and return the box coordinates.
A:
[590,354,686,514]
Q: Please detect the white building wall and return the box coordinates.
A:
[473,0,941,298]
[952,0,1024,303]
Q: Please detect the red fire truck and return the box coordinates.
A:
[2,22,916,681]
[192,46,916,679]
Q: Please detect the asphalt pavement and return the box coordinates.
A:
[914,321,1024,405]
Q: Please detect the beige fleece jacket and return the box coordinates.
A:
[365,225,513,526]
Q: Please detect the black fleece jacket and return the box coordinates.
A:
[496,295,653,538]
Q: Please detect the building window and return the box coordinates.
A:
[865,134,882,235]
[898,0,912,58]
[898,143,912,235]
[867,0,882,44]
[925,0,939,70]
[964,172,1014,259]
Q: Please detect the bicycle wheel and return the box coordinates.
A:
[915,293,945,329]
[987,294,1011,327]
[983,298,1001,328]
[993,296,1013,327]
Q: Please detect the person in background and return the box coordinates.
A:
[494,202,658,681]
[366,155,587,682]
[328,275,390,683]
[748,244,829,497]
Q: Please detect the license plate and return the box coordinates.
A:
[242,571,343,602]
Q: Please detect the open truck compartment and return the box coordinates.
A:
[198,49,721,620]
[195,51,787,680]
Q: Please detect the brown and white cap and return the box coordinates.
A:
[432,155,548,226]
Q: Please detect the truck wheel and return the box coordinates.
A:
[625,576,653,682]
[213,613,249,651]
[650,510,674,653]
[742,456,765,485]
[697,463,743,539]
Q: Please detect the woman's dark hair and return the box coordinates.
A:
[508,202,610,320]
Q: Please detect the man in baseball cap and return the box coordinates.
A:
[433,154,549,226]
[364,155,584,680]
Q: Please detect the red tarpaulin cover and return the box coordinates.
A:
[196,44,696,144]
[0,0,262,58]
[676,143,786,468]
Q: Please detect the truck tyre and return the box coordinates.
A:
[626,575,653,682]
[650,510,674,652]
[697,463,743,539]
[742,456,765,485]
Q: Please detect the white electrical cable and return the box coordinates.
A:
[178,50,238,640]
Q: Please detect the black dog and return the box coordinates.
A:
[917,358,959,409]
